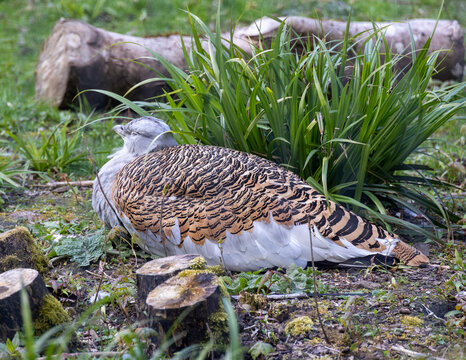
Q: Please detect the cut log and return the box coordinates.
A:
[235,17,465,82]
[0,268,48,341]
[35,18,197,109]
[35,17,464,109]
[146,271,227,351]
[136,254,205,309]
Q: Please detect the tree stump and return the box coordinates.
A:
[0,268,48,341]
[136,254,204,310]
[146,271,228,351]
[35,17,464,109]
[0,227,49,274]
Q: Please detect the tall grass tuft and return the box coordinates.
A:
[6,115,90,175]
[99,14,465,241]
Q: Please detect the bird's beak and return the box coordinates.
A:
[113,125,125,137]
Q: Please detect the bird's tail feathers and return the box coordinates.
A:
[392,241,429,266]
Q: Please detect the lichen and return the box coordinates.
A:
[284,316,314,337]
[33,294,71,335]
[0,226,49,274]
[400,315,424,328]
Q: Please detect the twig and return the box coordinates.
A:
[84,270,115,281]
[387,344,447,360]
[42,180,94,188]
[92,260,107,306]
[37,351,122,359]
[420,303,446,322]
[231,292,371,301]
[308,218,331,344]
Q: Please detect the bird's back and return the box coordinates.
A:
[112,144,428,270]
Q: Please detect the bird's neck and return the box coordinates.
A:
[92,149,137,228]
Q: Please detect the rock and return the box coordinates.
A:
[399,307,411,315]
[356,280,381,290]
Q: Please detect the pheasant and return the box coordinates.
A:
[92,116,428,271]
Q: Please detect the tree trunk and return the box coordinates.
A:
[146,271,226,351]
[36,17,464,109]
[0,268,48,341]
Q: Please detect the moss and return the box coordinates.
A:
[0,226,49,274]
[189,256,207,270]
[205,265,225,276]
[33,294,71,336]
[186,257,225,276]
[284,316,314,337]
[177,266,226,278]
[177,269,212,278]
[400,315,424,328]
[239,291,267,311]
[208,305,229,344]
[0,255,22,270]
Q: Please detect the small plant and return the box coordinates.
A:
[0,151,28,206]
[223,265,328,295]
[6,116,88,175]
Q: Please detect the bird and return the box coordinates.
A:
[92,116,429,271]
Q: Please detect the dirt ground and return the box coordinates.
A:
[0,187,464,359]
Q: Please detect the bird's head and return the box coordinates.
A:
[113,116,178,156]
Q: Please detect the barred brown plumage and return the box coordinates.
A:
[92,116,429,271]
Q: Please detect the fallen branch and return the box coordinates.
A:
[230,292,371,301]
[388,344,447,360]
[37,352,122,360]
[42,180,94,188]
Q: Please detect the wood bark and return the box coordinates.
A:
[136,254,202,309]
[145,272,223,350]
[36,17,464,109]
[0,268,48,341]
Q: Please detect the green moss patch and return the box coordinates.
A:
[0,226,49,274]
[284,316,314,337]
[33,294,71,336]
